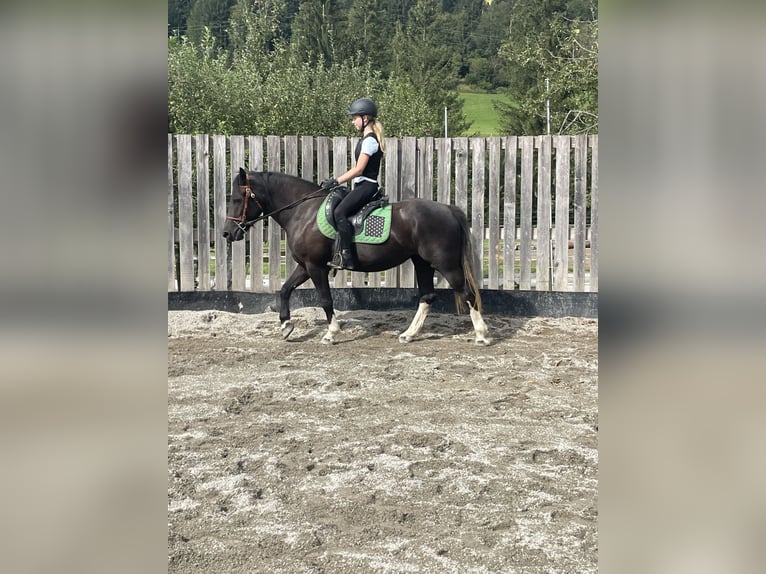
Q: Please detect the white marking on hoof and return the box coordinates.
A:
[322,315,341,344]
[280,320,294,339]
[468,303,491,345]
[398,302,430,343]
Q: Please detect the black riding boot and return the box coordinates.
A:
[328,226,355,270]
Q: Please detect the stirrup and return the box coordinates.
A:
[327,252,345,270]
[327,250,354,271]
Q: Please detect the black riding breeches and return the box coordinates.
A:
[333,180,379,235]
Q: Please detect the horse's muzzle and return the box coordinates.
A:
[222,224,245,242]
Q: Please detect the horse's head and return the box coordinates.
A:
[223,167,264,242]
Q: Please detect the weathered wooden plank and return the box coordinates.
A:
[518,136,534,290]
[316,137,330,183]
[167,134,176,290]
[436,138,451,205]
[470,137,486,287]
[177,135,195,291]
[503,136,517,291]
[230,136,246,290]
[195,135,211,291]
[400,137,417,200]
[417,137,434,200]
[213,135,228,290]
[488,137,501,289]
[248,136,265,292]
[301,136,314,182]
[553,136,571,291]
[284,136,298,176]
[536,136,552,291]
[573,135,587,291]
[454,137,469,216]
[384,138,399,288]
[267,135,282,291]
[589,135,598,292]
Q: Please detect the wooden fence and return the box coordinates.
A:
[168,134,598,293]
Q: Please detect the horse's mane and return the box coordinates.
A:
[256,171,324,195]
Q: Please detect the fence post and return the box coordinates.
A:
[248,136,265,292]
[589,135,598,292]
[536,135,552,291]
[519,137,534,290]
[195,135,211,291]
[503,136,518,291]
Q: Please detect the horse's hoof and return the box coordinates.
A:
[281,320,294,339]
[475,337,491,346]
[398,333,411,344]
[321,336,334,345]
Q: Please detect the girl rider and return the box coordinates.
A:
[321,97,385,270]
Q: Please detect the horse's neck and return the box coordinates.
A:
[262,174,321,233]
[259,174,298,208]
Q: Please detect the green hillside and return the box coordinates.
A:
[458,90,515,136]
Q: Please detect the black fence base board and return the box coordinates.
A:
[168,289,597,319]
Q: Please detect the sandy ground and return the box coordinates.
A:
[168,308,598,573]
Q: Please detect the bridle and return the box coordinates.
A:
[226,172,330,234]
[225,174,265,234]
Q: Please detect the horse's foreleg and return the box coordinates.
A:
[279,266,310,339]
[307,266,339,344]
[400,260,437,343]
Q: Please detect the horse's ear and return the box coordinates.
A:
[239,167,247,183]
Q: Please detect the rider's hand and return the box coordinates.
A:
[320,178,338,189]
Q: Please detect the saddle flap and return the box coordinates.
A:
[324,186,349,230]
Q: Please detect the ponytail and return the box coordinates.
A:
[371,120,385,153]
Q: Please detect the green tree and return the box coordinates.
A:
[290,0,350,66]
[346,0,397,75]
[186,0,236,48]
[169,0,194,36]
[390,0,469,135]
[496,0,597,134]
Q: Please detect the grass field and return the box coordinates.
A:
[458,89,515,136]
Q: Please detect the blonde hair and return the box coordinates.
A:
[369,118,385,153]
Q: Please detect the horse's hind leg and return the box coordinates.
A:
[467,301,490,345]
[441,267,490,346]
[399,258,436,343]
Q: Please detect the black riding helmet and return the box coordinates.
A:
[347,97,378,118]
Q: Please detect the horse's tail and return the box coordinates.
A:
[449,205,483,314]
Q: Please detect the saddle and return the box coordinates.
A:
[324,185,389,235]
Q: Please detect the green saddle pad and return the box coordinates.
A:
[316,196,392,244]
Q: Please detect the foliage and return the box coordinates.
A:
[497,0,598,134]
[185,0,236,48]
[169,0,598,136]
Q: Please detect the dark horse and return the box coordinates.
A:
[222,168,490,345]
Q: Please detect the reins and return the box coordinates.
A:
[227,174,331,233]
